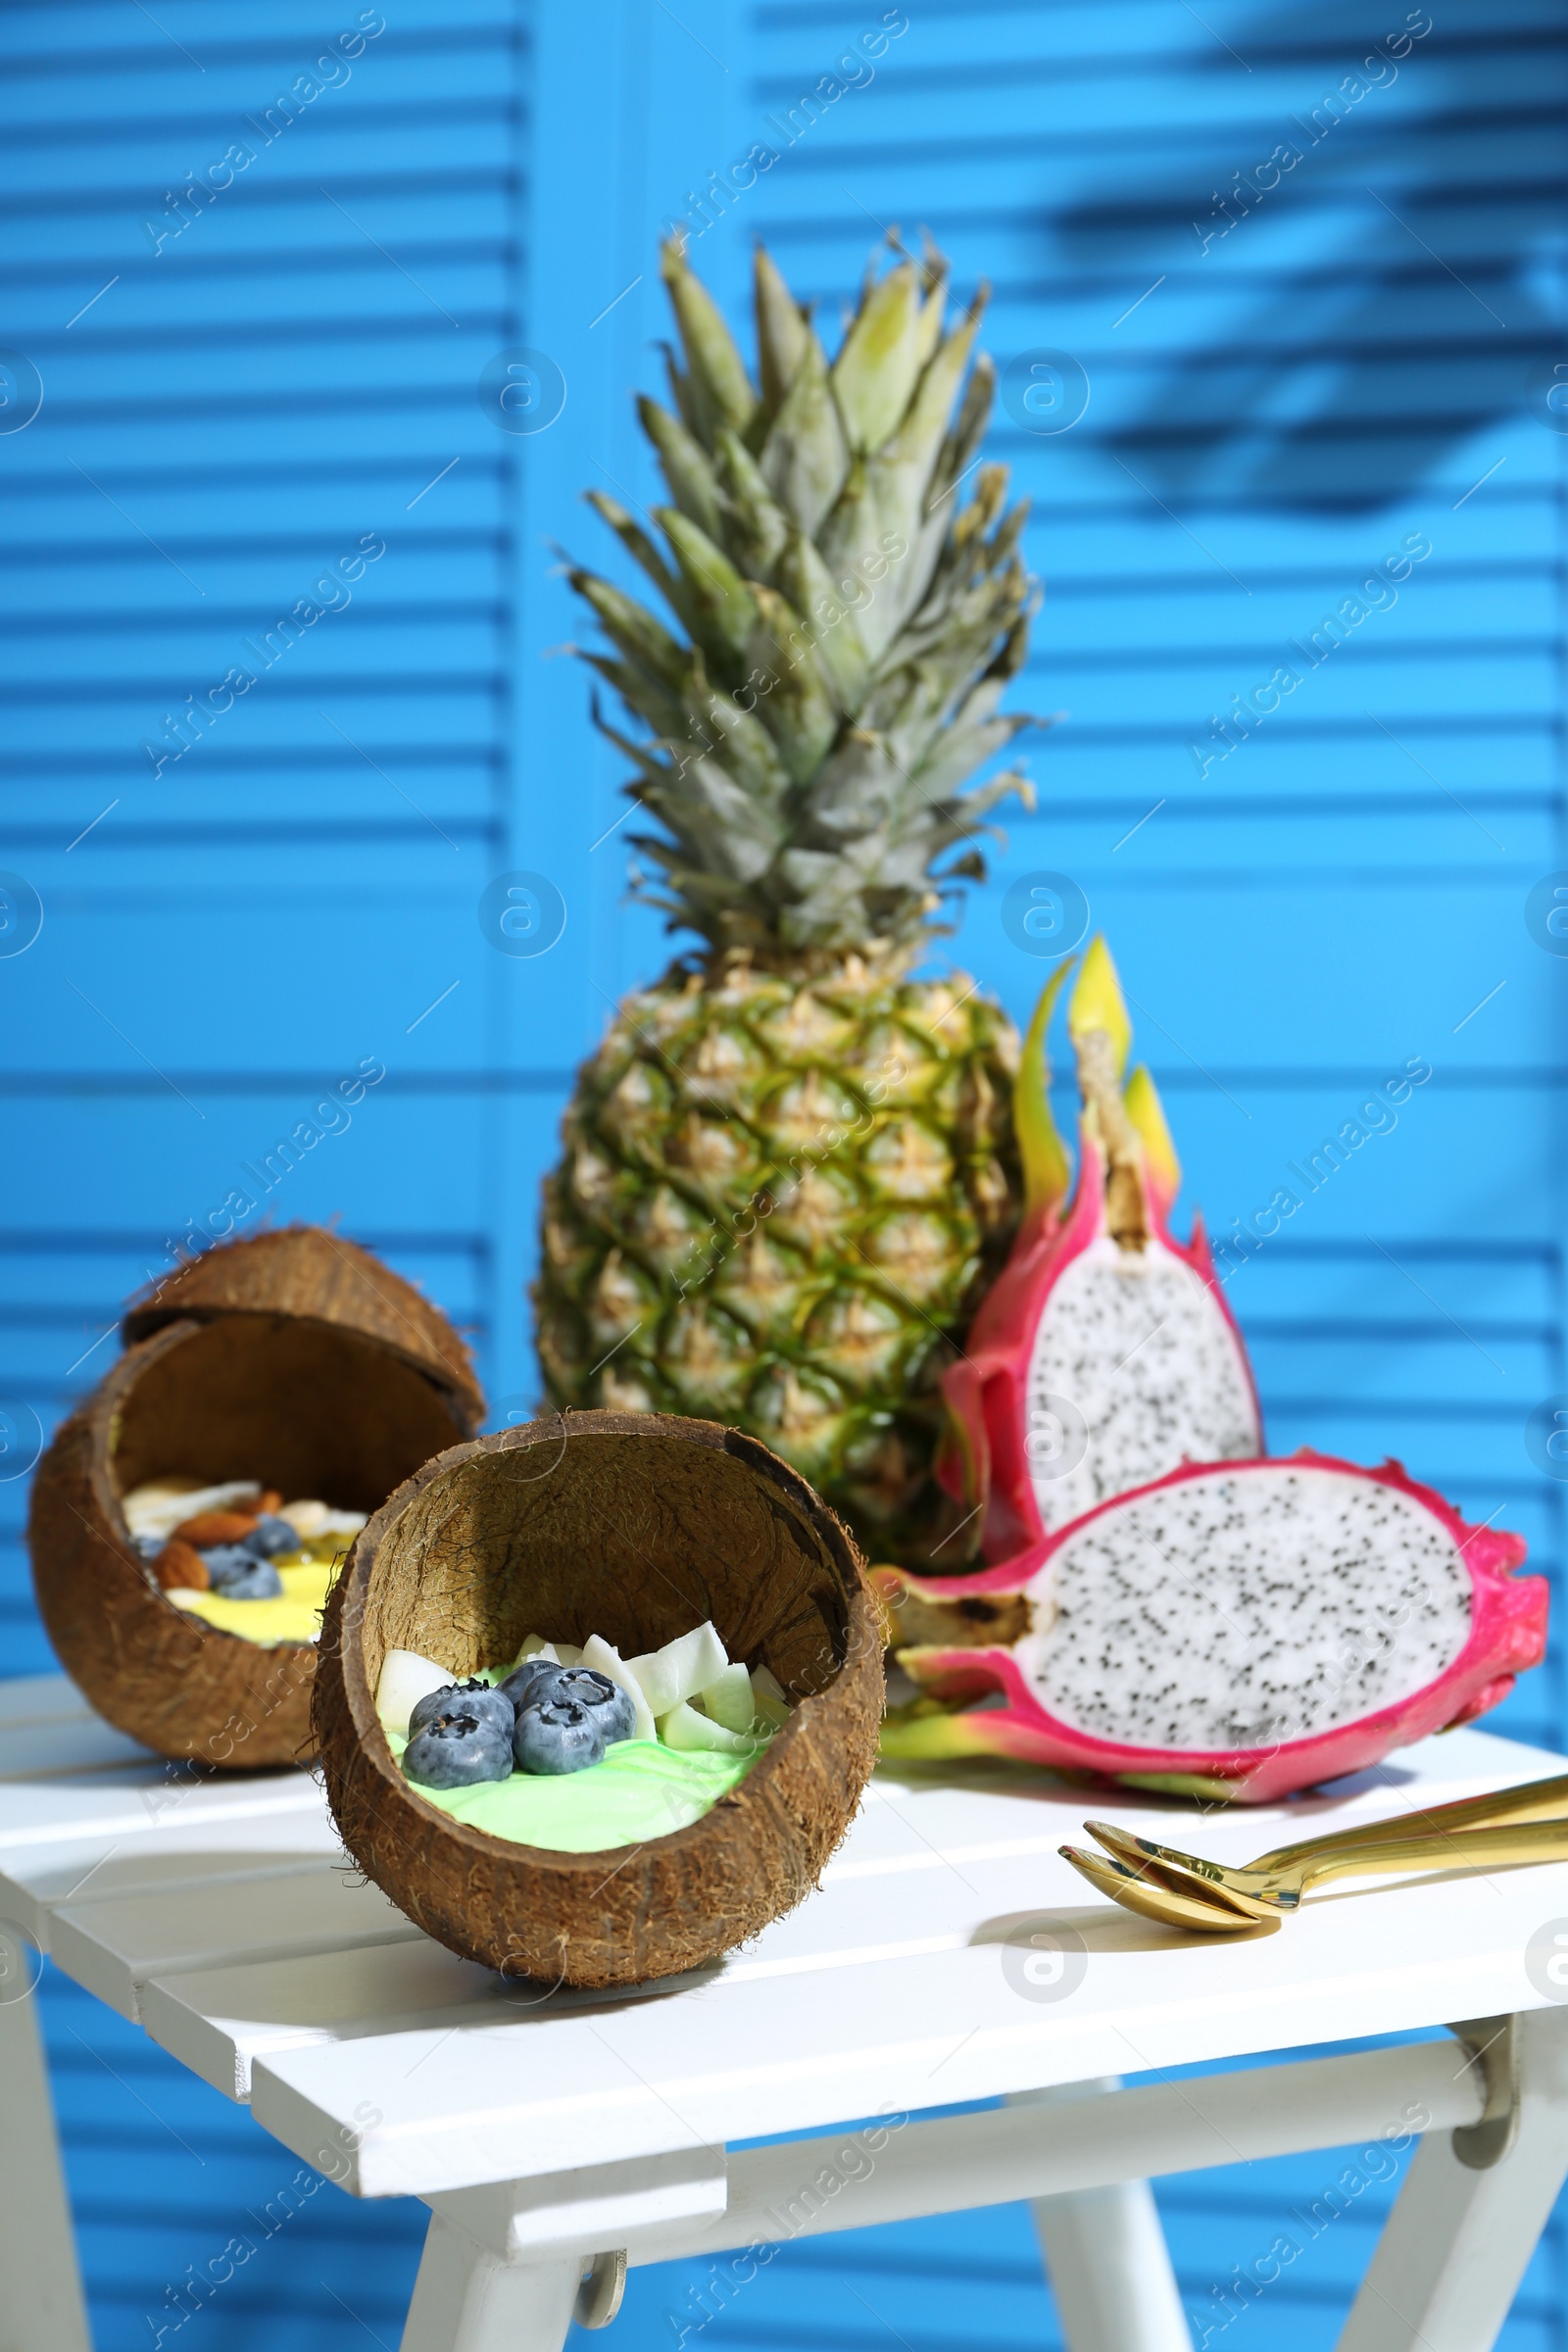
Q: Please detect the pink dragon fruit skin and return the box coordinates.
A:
[882,1450,1546,1803]
[940,942,1261,1561]
[946,1120,1263,1563]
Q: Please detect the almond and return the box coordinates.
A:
[258,1490,283,1514]
[153,1540,209,1592]
[172,1510,258,1546]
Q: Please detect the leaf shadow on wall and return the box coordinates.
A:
[1046,1,1563,511]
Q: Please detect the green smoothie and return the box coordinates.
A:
[387,1732,761,1852]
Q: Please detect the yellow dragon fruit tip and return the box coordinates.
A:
[1014,959,1075,1220]
[1067,933,1132,1077]
[1122,1063,1180,1197]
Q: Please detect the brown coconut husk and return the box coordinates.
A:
[29,1229,483,1767]
[313,1411,884,1987]
[122,1225,485,1422]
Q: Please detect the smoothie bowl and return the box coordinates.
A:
[28,1227,484,1766]
[313,1410,884,1988]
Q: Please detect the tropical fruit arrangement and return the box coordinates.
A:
[543,230,1549,1803]
[26,222,1541,1902]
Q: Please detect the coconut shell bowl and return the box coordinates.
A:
[28,1228,485,1768]
[313,1411,884,1989]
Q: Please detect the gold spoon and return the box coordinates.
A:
[1087,1771,1568,1921]
[1059,1841,1280,1933]
[1061,1812,1568,1933]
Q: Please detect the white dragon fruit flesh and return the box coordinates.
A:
[880,1451,1545,1802]
[1024,1231,1258,1534]
[940,940,1261,1564]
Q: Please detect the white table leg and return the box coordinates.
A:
[1010,2081,1190,2352]
[1339,2007,1568,2352]
[0,1971,90,2352]
[400,2215,578,2352]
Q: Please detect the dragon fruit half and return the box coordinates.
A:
[940,940,1260,1560]
[878,1451,1545,1801]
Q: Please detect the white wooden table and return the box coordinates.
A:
[6,1672,1568,2352]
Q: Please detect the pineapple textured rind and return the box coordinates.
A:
[536,955,1021,1561]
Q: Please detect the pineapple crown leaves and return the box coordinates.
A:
[567,232,1047,957]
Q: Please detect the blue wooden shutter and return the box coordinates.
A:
[4,0,1565,2346]
[2,5,536,2341]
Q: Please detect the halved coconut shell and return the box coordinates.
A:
[28,1228,484,1766]
[313,1411,884,1987]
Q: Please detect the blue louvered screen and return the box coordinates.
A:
[2,2,528,2343]
[4,0,1565,2347]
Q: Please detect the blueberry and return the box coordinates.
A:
[498,1656,568,1712]
[245,1513,302,1559]
[513,1697,607,1776]
[501,1663,634,1741]
[403,1710,514,1790]
[201,1545,283,1599]
[554,1668,635,1745]
[201,1544,257,1584]
[408,1679,514,1742]
[221,1559,285,1599]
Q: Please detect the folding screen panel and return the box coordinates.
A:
[2,1,1563,2346]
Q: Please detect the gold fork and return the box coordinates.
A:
[1060,1842,1279,1933]
[1061,1801,1568,1934]
[1085,1771,1568,1921]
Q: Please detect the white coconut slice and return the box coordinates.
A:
[699,1662,757,1736]
[626,1622,728,1717]
[658,1700,756,1756]
[122,1479,262,1540]
[749,1664,791,1729]
[315,1509,368,1538]
[375,1647,460,1739]
[120,1475,204,1529]
[579,1634,657,1741]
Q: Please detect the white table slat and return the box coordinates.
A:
[0,1815,351,1945]
[0,1676,98,1728]
[13,1683,1568,2352]
[0,1773,319,1849]
[15,1673,1568,2198]
[48,1866,425,2019]
[250,1843,1568,2202]
[130,1724,1566,2109]
[143,1940,503,2100]
[0,1718,163,1782]
[119,1725,1539,2200]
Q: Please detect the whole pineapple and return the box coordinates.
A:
[536,234,1041,1566]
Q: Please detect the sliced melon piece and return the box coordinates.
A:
[375,1646,459,1738]
[659,1699,756,1756]
[579,1634,658,1741]
[750,1664,791,1730]
[626,1622,728,1716]
[699,1662,757,1735]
